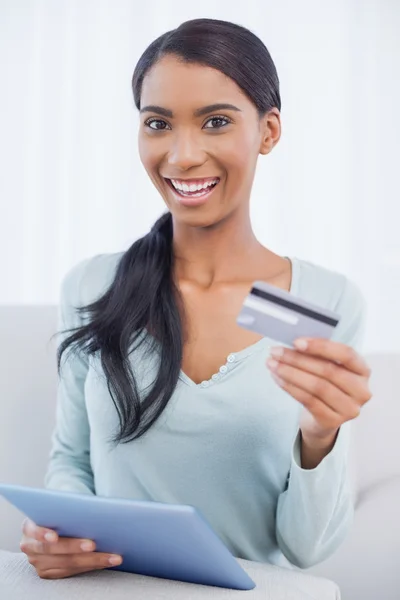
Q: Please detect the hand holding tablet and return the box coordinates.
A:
[20,516,123,580]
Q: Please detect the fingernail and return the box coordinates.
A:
[267,358,279,371]
[81,541,94,551]
[109,555,122,565]
[294,339,308,350]
[270,347,284,358]
[44,532,58,542]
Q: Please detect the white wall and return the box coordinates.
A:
[0,0,399,353]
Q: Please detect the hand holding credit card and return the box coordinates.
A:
[236,280,340,346]
[237,280,373,447]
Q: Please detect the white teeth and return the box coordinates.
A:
[170,178,218,192]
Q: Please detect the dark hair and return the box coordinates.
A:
[132,18,281,114]
[57,18,281,444]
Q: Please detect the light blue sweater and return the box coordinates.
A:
[44,252,366,569]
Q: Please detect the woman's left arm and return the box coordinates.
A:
[269,279,372,569]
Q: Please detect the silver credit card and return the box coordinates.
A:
[237,280,340,347]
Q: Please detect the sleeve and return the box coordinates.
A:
[44,258,95,495]
[275,277,367,568]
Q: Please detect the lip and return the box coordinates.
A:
[163,177,220,207]
[163,176,220,184]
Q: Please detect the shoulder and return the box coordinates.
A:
[293,257,367,351]
[60,251,124,307]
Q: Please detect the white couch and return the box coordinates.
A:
[0,306,399,600]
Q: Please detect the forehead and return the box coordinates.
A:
[140,54,250,112]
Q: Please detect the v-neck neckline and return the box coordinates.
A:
[179,256,300,389]
[178,336,270,389]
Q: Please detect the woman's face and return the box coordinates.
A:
[138,54,280,227]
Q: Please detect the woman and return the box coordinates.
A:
[21,18,372,580]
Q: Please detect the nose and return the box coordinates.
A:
[166,131,207,171]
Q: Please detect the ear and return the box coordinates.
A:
[259,108,281,155]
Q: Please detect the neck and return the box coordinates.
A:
[171,209,268,286]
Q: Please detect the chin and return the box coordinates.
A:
[171,206,227,229]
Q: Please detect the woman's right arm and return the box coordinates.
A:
[21,259,125,578]
[44,258,95,495]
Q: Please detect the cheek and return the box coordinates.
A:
[214,128,259,175]
[218,142,257,179]
[138,135,163,172]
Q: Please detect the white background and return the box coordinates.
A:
[0,0,399,353]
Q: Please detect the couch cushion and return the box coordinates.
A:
[0,550,340,599]
[350,354,400,498]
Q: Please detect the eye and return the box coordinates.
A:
[203,115,232,129]
[144,118,171,131]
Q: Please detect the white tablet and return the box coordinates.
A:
[0,483,255,590]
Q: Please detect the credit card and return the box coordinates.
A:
[237,280,340,347]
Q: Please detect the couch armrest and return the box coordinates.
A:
[308,476,400,600]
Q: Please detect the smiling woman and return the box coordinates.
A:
[23,18,372,582]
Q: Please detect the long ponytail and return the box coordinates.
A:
[56,211,185,444]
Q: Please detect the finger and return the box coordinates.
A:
[20,536,96,556]
[269,347,371,402]
[22,518,58,543]
[31,552,123,574]
[293,338,370,376]
[36,566,104,580]
[271,374,345,429]
[269,362,361,420]
[36,560,117,580]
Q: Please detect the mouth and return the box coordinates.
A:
[163,177,220,206]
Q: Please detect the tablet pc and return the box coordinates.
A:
[0,483,255,590]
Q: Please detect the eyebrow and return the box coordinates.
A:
[139,103,242,118]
